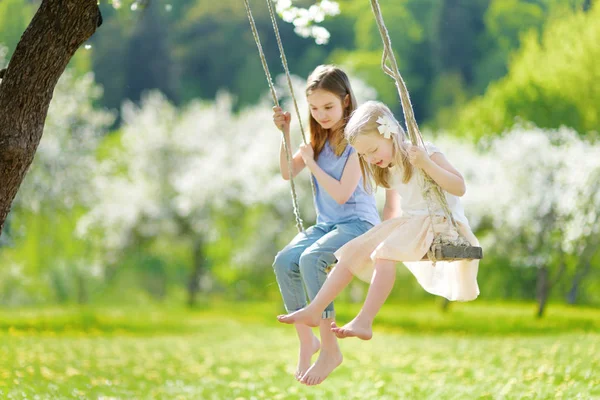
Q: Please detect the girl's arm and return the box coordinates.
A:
[303,146,362,205]
[279,133,306,180]
[273,106,306,180]
[383,189,401,220]
[418,152,466,197]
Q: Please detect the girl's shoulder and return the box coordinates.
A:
[317,141,353,165]
[423,141,442,156]
[326,138,354,157]
[403,139,441,155]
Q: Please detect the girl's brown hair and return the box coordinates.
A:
[306,65,357,159]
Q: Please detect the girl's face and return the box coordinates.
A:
[353,132,395,168]
[307,89,348,130]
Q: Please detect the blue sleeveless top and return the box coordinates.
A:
[313,141,380,226]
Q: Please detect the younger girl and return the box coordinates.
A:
[272,68,396,386]
[278,100,480,346]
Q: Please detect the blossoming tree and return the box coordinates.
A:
[440,127,600,316]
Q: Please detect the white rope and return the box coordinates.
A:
[370,0,472,261]
[243,0,304,232]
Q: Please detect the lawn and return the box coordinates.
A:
[0,302,598,399]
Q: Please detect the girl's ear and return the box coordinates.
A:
[344,94,350,108]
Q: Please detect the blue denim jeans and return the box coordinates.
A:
[273,220,374,319]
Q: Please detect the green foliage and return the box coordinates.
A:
[172,0,322,106]
[0,0,35,58]
[124,3,178,104]
[330,49,400,108]
[2,0,599,310]
[3,0,594,132]
[485,0,545,54]
[0,209,95,305]
[331,0,435,120]
[454,3,599,137]
[432,0,491,86]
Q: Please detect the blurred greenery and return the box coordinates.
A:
[1,1,599,396]
[0,0,598,330]
[453,2,600,138]
[1,301,599,336]
[1,0,593,126]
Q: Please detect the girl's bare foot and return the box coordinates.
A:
[296,336,320,381]
[330,319,373,340]
[300,348,343,386]
[277,307,320,327]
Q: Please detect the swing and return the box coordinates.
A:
[244,0,482,263]
[245,0,344,274]
[369,0,483,262]
[243,0,315,234]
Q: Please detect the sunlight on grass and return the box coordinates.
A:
[0,303,599,398]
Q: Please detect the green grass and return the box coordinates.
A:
[2,300,597,336]
[0,302,599,399]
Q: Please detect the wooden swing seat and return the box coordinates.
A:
[421,244,483,261]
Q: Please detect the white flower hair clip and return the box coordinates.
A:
[376,115,399,139]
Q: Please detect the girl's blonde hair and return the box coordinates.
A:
[345,101,413,189]
[306,65,357,160]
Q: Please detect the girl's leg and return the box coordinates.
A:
[277,260,354,327]
[272,225,327,379]
[299,318,343,386]
[331,258,396,340]
[293,221,372,385]
[277,220,372,327]
[293,324,320,381]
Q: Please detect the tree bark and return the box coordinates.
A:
[567,261,591,304]
[187,238,205,307]
[567,239,598,304]
[76,270,88,304]
[536,266,549,318]
[0,0,102,236]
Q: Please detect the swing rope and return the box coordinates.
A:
[369,0,472,261]
[264,0,318,200]
[264,0,310,148]
[243,0,304,232]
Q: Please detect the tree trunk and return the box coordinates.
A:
[567,261,592,304]
[536,266,549,318]
[76,270,88,305]
[0,0,102,236]
[187,238,205,307]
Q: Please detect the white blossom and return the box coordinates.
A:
[436,126,600,265]
[274,0,340,45]
[12,70,114,213]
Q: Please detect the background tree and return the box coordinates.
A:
[453,2,599,137]
[444,127,600,316]
[0,68,113,304]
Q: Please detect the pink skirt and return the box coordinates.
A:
[334,215,480,301]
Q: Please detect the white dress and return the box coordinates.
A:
[334,142,480,301]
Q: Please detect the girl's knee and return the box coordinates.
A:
[299,250,333,274]
[273,250,295,273]
[375,259,396,272]
[298,251,318,272]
